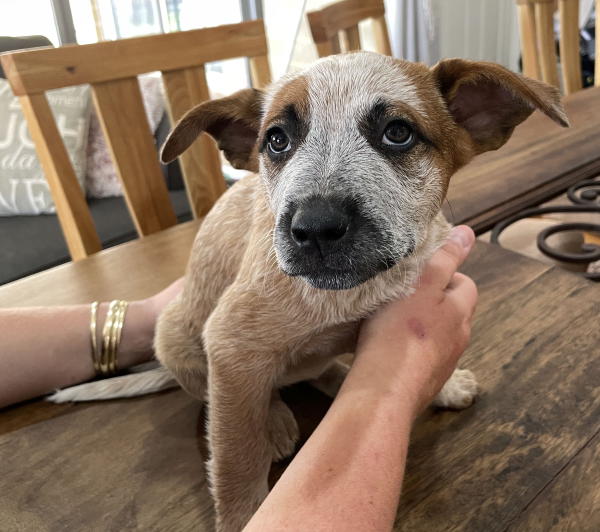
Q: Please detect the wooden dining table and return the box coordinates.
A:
[1,85,600,531]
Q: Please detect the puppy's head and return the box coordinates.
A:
[162,52,567,290]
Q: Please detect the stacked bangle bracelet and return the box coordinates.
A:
[90,300,129,377]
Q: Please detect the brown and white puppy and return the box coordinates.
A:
[153,52,567,532]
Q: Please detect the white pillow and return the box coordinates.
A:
[85,74,166,199]
[0,80,91,215]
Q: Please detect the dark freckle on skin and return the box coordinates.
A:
[407,318,426,340]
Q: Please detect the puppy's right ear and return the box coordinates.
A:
[160,88,264,172]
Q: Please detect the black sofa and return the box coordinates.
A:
[0,36,192,286]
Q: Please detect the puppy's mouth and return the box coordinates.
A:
[282,258,400,290]
[274,195,415,290]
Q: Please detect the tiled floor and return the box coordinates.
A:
[478,192,600,275]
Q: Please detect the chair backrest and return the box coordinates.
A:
[596,0,599,87]
[516,0,585,95]
[307,0,392,58]
[0,21,271,261]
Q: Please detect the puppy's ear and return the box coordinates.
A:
[431,59,568,154]
[161,88,264,172]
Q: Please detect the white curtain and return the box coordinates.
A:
[385,0,521,71]
[385,0,438,64]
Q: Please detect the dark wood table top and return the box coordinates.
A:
[1,221,600,530]
[445,85,600,234]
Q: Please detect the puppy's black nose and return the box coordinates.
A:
[290,198,351,255]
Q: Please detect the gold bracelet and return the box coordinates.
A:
[109,301,129,374]
[99,300,129,377]
[100,300,119,376]
[90,302,100,376]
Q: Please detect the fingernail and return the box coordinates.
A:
[450,226,472,249]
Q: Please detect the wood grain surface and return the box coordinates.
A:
[18,94,102,261]
[162,67,226,219]
[444,85,600,234]
[0,21,269,96]
[558,0,583,95]
[0,219,201,309]
[307,0,390,57]
[507,430,600,531]
[92,78,178,236]
[2,240,600,530]
[517,2,540,80]
[307,0,385,43]
[535,1,561,88]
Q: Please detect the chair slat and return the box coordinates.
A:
[249,55,272,88]
[344,24,361,52]
[330,34,342,55]
[372,15,392,55]
[92,78,178,236]
[0,20,269,96]
[596,0,599,86]
[315,41,334,58]
[517,2,541,79]
[534,1,561,87]
[308,0,390,58]
[313,0,385,41]
[558,0,583,95]
[162,67,226,218]
[18,94,101,260]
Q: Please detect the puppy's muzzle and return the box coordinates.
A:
[290,197,352,257]
[275,195,402,290]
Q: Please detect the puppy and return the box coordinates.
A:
[153,52,567,532]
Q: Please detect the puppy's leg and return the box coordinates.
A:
[267,390,299,461]
[433,368,479,410]
[203,307,281,532]
[155,297,208,400]
[206,355,275,532]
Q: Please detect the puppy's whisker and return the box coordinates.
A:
[248,230,274,255]
[260,246,279,298]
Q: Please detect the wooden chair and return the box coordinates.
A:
[307,0,392,58]
[516,0,596,95]
[0,21,271,261]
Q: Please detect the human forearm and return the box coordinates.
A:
[244,227,477,532]
[244,361,417,532]
[0,300,155,409]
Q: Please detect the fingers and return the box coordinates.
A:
[446,272,478,317]
[423,226,475,288]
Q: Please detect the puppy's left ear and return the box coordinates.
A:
[161,88,264,172]
[431,59,568,155]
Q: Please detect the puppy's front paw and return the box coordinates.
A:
[433,368,479,410]
[267,398,300,461]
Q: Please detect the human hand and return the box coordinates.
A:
[353,226,478,418]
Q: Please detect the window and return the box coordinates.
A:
[0,0,60,46]
[82,0,248,97]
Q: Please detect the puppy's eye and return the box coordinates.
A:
[382,121,413,146]
[268,128,291,153]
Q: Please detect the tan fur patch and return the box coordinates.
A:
[152,52,568,532]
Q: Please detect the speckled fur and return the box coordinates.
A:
[153,53,567,532]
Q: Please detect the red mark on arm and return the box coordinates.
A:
[407,318,426,341]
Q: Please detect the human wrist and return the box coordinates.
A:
[115,299,156,368]
[343,350,423,422]
[352,334,440,420]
